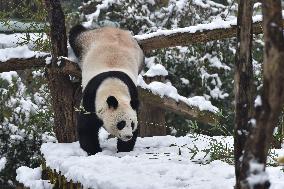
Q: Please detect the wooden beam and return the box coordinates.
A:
[138,88,219,125]
[0,55,48,72]
[0,56,81,77]
[137,20,268,52]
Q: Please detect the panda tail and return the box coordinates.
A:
[69,24,87,58]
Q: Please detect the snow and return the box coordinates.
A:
[134,10,284,41]
[83,0,118,28]
[144,64,168,77]
[180,78,189,85]
[134,14,260,41]
[254,95,262,107]
[138,75,219,113]
[0,45,48,62]
[0,71,18,83]
[247,161,269,188]
[202,53,231,70]
[0,21,45,32]
[0,33,47,49]
[40,134,284,189]
[0,157,7,171]
[16,166,53,189]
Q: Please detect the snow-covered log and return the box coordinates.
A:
[135,19,278,52]
[138,88,218,126]
[0,56,81,78]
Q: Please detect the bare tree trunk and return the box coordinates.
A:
[234,1,254,189]
[239,1,284,188]
[44,0,81,143]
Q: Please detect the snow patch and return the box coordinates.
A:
[0,45,48,62]
[180,78,189,85]
[144,64,168,77]
[0,157,7,171]
[254,95,262,107]
[16,166,53,189]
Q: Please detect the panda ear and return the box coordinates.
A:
[107,96,118,109]
[130,99,139,110]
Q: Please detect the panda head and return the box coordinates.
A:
[98,95,139,141]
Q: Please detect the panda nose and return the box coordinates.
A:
[125,135,133,140]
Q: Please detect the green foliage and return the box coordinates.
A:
[202,138,234,164]
[0,70,55,186]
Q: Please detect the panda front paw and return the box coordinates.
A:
[87,146,102,155]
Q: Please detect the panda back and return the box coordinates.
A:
[80,27,144,88]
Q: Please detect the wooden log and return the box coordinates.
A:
[138,88,219,126]
[136,20,267,52]
[139,76,166,137]
[0,55,48,73]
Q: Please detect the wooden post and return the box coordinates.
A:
[138,76,166,137]
[234,1,254,189]
[44,0,81,143]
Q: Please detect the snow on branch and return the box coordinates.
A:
[136,16,284,52]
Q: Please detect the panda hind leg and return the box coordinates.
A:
[117,129,138,152]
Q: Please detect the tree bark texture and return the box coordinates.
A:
[239,1,284,189]
[0,56,48,73]
[138,76,166,137]
[139,101,166,137]
[234,1,254,189]
[44,0,81,143]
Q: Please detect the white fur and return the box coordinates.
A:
[95,78,138,140]
[78,27,144,89]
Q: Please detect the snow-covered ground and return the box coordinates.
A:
[38,133,284,189]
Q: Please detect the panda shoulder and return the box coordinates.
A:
[69,24,88,58]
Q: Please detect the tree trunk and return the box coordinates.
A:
[44,0,81,143]
[234,1,254,188]
[239,1,284,188]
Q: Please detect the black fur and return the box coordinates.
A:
[130,99,139,110]
[69,24,87,58]
[107,96,118,109]
[77,71,140,155]
[117,128,138,152]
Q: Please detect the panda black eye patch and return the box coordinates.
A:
[106,96,118,109]
[131,121,134,130]
[117,121,126,130]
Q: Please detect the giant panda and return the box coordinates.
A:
[69,25,144,155]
